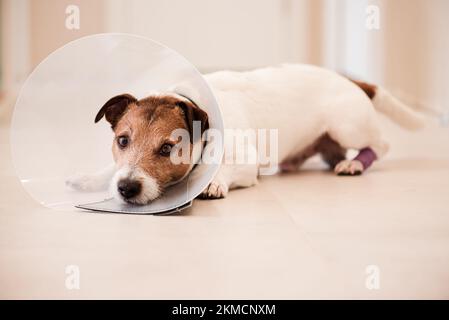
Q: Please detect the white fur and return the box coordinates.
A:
[372,86,426,130]
[110,165,160,204]
[201,64,422,197]
[68,64,423,201]
[66,163,116,191]
[206,64,389,158]
[67,164,160,204]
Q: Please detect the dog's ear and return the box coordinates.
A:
[95,94,137,128]
[176,99,209,143]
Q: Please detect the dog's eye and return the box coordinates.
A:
[117,136,129,148]
[159,143,173,156]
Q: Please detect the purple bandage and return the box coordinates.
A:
[354,147,377,169]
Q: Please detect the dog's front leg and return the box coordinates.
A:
[199,163,258,199]
[199,142,259,199]
[66,163,116,192]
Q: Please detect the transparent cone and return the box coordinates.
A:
[11,33,224,214]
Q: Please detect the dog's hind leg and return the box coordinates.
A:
[279,141,320,173]
[334,147,377,176]
[316,134,347,169]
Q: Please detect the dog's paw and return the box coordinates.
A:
[65,173,103,191]
[198,180,229,199]
[334,160,364,176]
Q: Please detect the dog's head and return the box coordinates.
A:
[95,93,208,204]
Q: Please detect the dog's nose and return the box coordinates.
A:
[117,179,141,199]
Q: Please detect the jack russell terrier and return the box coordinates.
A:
[66,64,424,204]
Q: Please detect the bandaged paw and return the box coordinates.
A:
[334,160,364,176]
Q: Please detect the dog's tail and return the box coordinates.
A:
[351,80,426,130]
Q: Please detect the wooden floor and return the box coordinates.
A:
[1,115,449,299]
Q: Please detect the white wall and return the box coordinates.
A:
[320,0,449,114]
[1,0,29,93]
[104,0,309,72]
[1,0,448,116]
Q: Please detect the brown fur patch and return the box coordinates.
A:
[94,92,209,203]
[112,99,192,189]
[349,79,377,100]
[280,134,346,171]
[316,134,346,168]
[101,94,210,195]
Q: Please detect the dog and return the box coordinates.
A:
[66,64,424,204]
